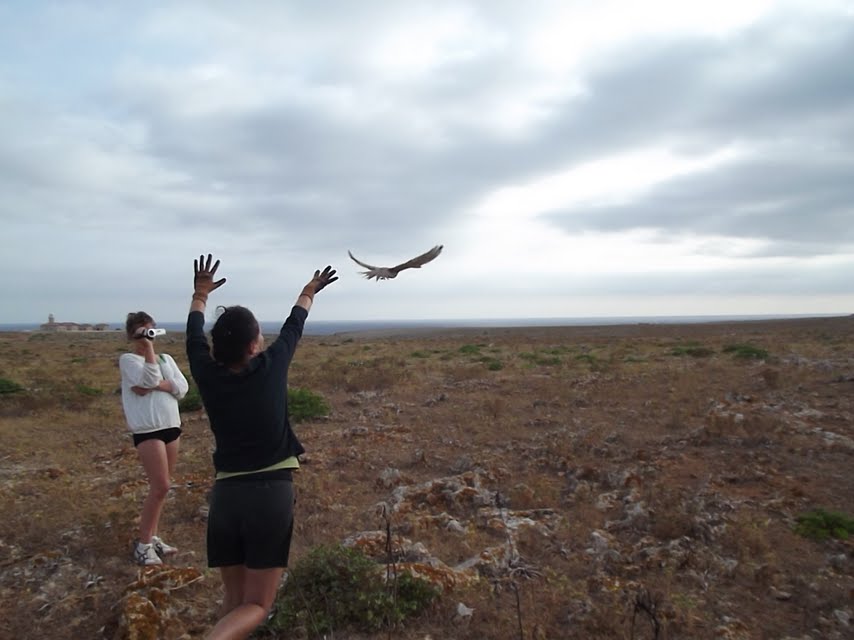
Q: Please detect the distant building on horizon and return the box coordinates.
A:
[40,314,109,332]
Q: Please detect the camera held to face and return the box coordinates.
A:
[137,328,166,340]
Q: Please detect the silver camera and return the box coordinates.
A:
[141,328,166,339]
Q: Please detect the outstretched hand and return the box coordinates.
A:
[309,266,338,294]
[194,253,227,299]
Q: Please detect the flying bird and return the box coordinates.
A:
[348,245,443,281]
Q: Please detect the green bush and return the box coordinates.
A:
[288,387,330,423]
[178,382,203,413]
[519,352,563,366]
[76,384,102,396]
[670,344,715,357]
[794,509,854,541]
[544,346,571,355]
[723,344,769,360]
[480,357,503,371]
[409,350,430,358]
[0,378,24,394]
[265,544,438,637]
[459,344,481,355]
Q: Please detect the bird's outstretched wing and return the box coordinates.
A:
[347,245,443,280]
[390,245,443,274]
[347,251,380,271]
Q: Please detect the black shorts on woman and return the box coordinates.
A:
[186,306,308,570]
[132,427,182,447]
[207,469,295,569]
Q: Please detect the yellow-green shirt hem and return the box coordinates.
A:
[215,456,300,480]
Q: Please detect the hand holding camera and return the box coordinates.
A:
[134,328,166,341]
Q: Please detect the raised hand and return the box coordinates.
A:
[309,266,338,294]
[193,253,227,301]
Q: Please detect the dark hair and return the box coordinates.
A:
[211,305,260,366]
[126,311,154,339]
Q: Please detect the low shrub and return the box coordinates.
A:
[76,384,102,396]
[520,352,563,366]
[178,382,203,413]
[0,378,24,394]
[544,346,571,355]
[723,344,769,360]
[459,344,481,355]
[671,344,715,357]
[481,357,503,371]
[288,387,331,422]
[794,509,854,541]
[265,544,438,637]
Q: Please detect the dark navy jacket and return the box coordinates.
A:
[186,307,307,473]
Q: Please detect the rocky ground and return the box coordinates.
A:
[0,316,852,639]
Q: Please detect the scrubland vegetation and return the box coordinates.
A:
[0,316,852,638]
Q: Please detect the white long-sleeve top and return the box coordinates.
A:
[119,352,189,434]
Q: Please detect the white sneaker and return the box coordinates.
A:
[134,541,163,566]
[152,535,178,557]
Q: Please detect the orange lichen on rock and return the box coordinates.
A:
[115,592,159,640]
[114,566,205,640]
[397,561,479,591]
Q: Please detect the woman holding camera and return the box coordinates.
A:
[186,254,337,640]
[119,312,189,565]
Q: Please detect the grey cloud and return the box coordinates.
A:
[535,16,854,255]
[545,151,854,254]
[554,13,854,146]
[2,2,852,322]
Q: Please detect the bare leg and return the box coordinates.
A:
[165,437,180,479]
[218,565,246,617]
[206,567,284,640]
[136,439,171,543]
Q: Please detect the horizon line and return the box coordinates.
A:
[1,311,850,328]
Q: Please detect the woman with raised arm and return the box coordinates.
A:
[185,253,337,640]
[119,312,189,565]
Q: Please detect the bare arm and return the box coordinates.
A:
[296,288,314,312]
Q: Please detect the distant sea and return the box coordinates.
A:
[0,314,846,336]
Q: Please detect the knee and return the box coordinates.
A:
[246,596,275,619]
[149,479,171,501]
[252,601,273,626]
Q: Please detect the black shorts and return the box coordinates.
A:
[207,476,295,569]
[132,427,182,447]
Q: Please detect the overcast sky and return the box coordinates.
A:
[2,0,852,324]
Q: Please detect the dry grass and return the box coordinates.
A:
[1,317,853,638]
